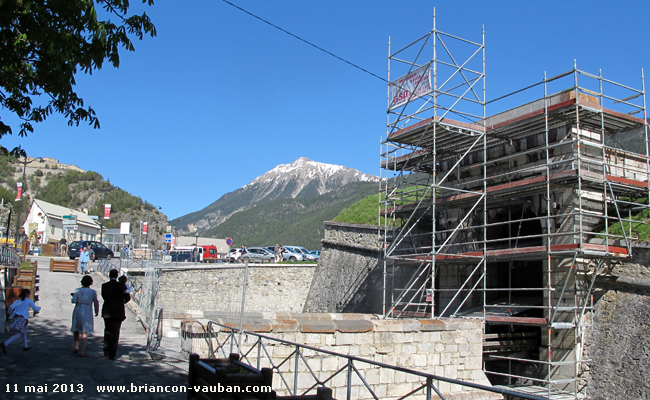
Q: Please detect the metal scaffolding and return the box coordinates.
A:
[380,15,649,399]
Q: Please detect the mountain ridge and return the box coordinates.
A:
[171,158,379,235]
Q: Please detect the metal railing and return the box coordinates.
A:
[194,320,547,400]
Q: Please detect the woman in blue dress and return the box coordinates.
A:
[71,275,99,357]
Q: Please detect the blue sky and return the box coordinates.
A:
[2,1,650,219]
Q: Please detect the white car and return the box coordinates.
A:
[228,248,243,262]
[284,246,318,261]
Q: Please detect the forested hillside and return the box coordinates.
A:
[204,181,378,249]
[0,156,167,247]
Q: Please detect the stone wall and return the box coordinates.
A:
[182,312,498,400]
[579,245,650,399]
[304,222,385,314]
[157,264,316,315]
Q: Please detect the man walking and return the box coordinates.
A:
[102,269,130,360]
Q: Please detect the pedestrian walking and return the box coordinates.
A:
[59,237,67,256]
[79,246,90,274]
[86,244,95,272]
[2,289,40,353]
[102,269,130,360]
[274,244,281,263]
[71,275,99,358]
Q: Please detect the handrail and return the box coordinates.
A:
[200,320,548,400]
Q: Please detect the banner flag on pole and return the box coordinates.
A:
[104,204,111,220]
[15,182,22,201]
[143,222,148,234]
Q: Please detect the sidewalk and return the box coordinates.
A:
[0,256,188,399]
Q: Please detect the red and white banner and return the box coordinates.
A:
[143,222,148,234]
[389,64,432,111]
[104,204,111,220]
[15,182,22,201]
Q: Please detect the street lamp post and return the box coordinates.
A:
[195,230,199,264]
[14,157,43,248]
[145,204,161,249]
[100,189,108,244]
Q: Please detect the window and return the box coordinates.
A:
[51,224,55,234]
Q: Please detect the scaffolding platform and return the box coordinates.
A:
[380,17,649,399]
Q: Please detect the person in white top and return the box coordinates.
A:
[2,289,40,353]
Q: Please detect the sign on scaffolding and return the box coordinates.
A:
[388,63,432,111]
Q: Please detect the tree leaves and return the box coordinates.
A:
[0,0,157,156]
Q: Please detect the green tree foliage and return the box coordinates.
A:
[0,0,157,156]
[36,176,72,205]
[0,186,16,206]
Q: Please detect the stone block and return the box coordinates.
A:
[364,368,380,385]
[322,357,339,371]
[379,367,395,384]
[371,319,421,332]
[271,318,300,332]
[444,365,458,379]
[291,312,332,320]
[354,333,374,345]
[300,319,336,333]
[427,353,440,366]
[241,319,272,332]
[375,331,394,344]
[413,353,427,367]
[418,319,449,331]
[386,383,414,398]
[359,345,376,357]
[440,353,452,365]
[302,333,323,345]
[334,319,374,333]
[459,344,472,357]
[401,343,417,354]
[335,332,356,346]
[445,344,458,353]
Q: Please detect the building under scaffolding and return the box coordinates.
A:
[380,17,649,399]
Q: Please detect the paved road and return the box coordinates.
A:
[0,256,187,399]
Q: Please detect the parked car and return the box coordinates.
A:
[284,246,318,261]
[309,250,321,259]
[240,247,275,263]
[68,240,114,260]
[170,251,194,263]
[228,248,243,262]
[280,247,304,262]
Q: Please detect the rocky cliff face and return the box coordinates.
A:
[171,158,379,234]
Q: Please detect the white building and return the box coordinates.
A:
[23,199,101,244]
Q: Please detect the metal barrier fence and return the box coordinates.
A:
[1,246,22,289]
[181,320,547,400]
[146,262,250,368]
[0,246,21,267]
[96,258,162,331]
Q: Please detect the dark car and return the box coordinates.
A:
[68,241,114,260]
[169,251,194,263]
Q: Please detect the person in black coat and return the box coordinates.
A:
[101,269,130,360]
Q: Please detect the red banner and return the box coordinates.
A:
[143,222,148,234]
[104,204,111,220]
[15,182,22,201]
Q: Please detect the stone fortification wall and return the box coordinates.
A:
[157,264,316,315]
[304,222,385,314]
[580,245,650,399]
[183,313,496,400]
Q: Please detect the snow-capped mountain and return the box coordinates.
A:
[171,158,379,234]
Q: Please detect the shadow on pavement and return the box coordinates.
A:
[0,257,188,399]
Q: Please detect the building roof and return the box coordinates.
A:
[32,199,100,229]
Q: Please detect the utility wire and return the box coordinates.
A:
[220,0,388,83]
[221,1,485,127]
